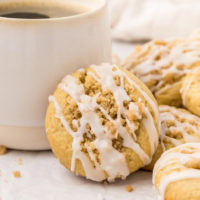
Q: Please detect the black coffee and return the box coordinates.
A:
[1,12,49,19]
[0,1,88,19]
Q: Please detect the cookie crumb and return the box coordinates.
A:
[13,171,21,178]
[18,158,23,165]
[126,185,133,192]
[0,146,7,155]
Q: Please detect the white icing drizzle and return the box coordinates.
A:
[159,105,200,151]
[123,39,200,93]
[180,79,192,106]
[129,102,141,119]
[180,67,200,106]
[49,64,159,182]
[89,64,159,156]
[153,143,200,200]
[49,96,106,181]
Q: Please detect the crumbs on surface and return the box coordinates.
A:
[0,146,7,155]
[18,158,23,165]
[126,185,133,192]
[13,171,21,178]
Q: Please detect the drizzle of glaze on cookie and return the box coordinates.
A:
[123,39,200,93]
[159,105,200,150]
[180,79,193,106]
[153,143,200,200]
[49,64,159,182]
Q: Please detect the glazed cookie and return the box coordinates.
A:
[181,67,200,117]
[145,105,200,170]
[45,63,160,182]
[123,39,200,107]
[153,143,200,200]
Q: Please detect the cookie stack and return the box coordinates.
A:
[122,31,200,199]
[45,30,200,199]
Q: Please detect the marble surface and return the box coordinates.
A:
[0,150,157,200]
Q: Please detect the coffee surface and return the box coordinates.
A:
[0,1,88,19]
[1,12,49,19]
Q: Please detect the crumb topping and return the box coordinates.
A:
[13,171,21,178]
[126,185,133,192]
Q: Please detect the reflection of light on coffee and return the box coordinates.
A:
[0,0,90,19]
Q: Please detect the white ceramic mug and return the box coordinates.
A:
[0,0,111,150]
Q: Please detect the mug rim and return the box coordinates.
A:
[0,0,106,22]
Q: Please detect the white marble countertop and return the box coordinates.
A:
[0,150,157,200]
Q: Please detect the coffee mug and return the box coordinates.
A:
[0,0,111,150]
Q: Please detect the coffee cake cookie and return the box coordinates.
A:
[145,105,200,170]
[45,63,160,182]
[123,39,200,107]
[153,143,200,200]
[181,67,200,117]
